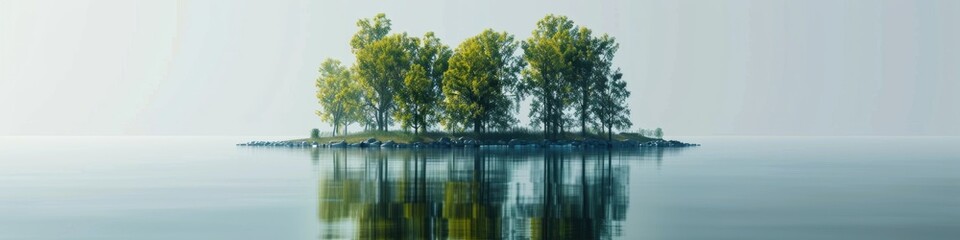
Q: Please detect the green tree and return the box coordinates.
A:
[394,65,437,135]
[354,33,416,131]
[350,13,391,53]
[412,32,453,91]
[350,13,406,131]
[593,69,632,142]
[654,128,663,139]
[571,28,619,138]
[442,29,523,133]
[410,32,453,130]
[523,15,624,140]
[316,58,362,136]
[521,15,577,140]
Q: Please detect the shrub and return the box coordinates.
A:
[310,128,320,139]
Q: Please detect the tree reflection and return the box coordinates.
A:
[316,148,665,239]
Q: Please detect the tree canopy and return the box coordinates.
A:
[593,69,632,141]
[354,33,416,131]
[316,13,638,140]
[394,65,437,134]
[520,14,626,140]
[410,32,453,129]
[350,13,391,53]
[521,15,577,140]
[316,58,362,136]
[442,29,523,133]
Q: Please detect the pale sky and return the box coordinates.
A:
[1,0,957,136]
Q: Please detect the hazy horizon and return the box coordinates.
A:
[2,0,958,136]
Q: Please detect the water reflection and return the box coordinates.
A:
[312,148,679,239]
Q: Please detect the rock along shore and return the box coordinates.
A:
[236,137,699,149]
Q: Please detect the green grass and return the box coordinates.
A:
[287,130,656,144]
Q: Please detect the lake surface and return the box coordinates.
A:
[0,137,958,239]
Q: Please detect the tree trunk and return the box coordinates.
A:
[335,119,341,137]
[557,106,563,140]
[543,121,548,140]
[380,111,385,131]
[581,117,586,138]
[380,111,386,131]
[607,126,613,147]
[581,92,588,138]
[556,113,561,140]
[473,119,481,134]
[560,120,565,138]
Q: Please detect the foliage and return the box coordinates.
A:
[316,58,362,136]
[571,29,619,137]
[635,127,664,139]
[411,32,453,129]
[314,13,639,140]
[311,128,320,139]
[355,33,417,131]
[350,13,391,53]
[521,14,626,140]
[592,69,632,141]
[442,29,523,133]
[394,65,437,134]
[521,15,576,140]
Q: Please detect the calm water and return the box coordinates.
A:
[0,137,957,239]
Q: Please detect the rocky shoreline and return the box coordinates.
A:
[237,137,699,149]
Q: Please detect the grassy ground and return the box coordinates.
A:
[287,130,657,144]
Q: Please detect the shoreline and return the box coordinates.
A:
[237,135,699,149]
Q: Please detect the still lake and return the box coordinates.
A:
[0,137,957,239]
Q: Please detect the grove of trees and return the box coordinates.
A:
[316,13,634,140]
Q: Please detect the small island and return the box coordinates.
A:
[240,130,697,149]
[241,13,697,149]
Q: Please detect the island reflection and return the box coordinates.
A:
[311,148,678,239]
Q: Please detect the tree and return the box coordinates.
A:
[316,58,362,136]
[350,13,406,131]
[569,27,595,138]
[571,29,619,138]
[350,13,391,53]
[593,69,632,142]
[354,97,377,132]
[521,15,577,140]
[442,29,523,134]
[394,65,437,135]
[654,128,663,139]
[354,33,416,131]
[411,32,453,130]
